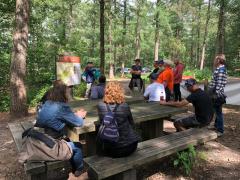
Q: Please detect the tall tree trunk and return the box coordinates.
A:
[190,18,195,66]
[10,0,29,117]
[121,0,127,77]
[107,1,114,79]
[135,1,141,59]
[90,0,97,57]
[216,0,225,54]
[99,0,105,74]
[154,0,160,61]
[196,1,202,67]
[200,0,211,70]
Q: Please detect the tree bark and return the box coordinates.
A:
[135,0,141,59]
[196,2,202,66]
[200,0,211,70]
[99,0,105,74]
[154,0,160,61]
[107,1,114,79]
[121,0,127,77]
[10,0,29,117]
[216,0,225,54]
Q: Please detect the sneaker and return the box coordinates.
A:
[217,132,223,137]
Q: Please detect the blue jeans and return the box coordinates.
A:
[67,142,83,171]
[214,104,224,133]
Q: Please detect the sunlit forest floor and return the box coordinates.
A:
[0,80,239,179]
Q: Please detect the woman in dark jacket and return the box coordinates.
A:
[97,82,140,158]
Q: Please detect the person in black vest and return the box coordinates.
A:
[160,78,214,132]
[96,82,140,157]
[129,59,142,92]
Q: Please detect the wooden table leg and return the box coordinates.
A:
[140,118,164,140]
[85,132,97,156]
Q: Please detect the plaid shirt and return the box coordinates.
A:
[209,65,227,97]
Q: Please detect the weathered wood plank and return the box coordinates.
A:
[84,128,217,179]
[8,123,25,152]
[72,104,187,135]
[21,121,34,130]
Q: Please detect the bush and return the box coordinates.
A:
[28,84,51,107]
[184,68,212,81]
[174,145,197,175]
[73,82,87,98]
[0,90,10,112]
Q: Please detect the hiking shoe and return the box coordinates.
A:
[217,132,223,137]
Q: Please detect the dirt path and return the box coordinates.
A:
[0,81,240,179]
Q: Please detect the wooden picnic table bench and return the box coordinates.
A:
[67,102,187,156]
[84,128,218,180]
[8,121,71,180]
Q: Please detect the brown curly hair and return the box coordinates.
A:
[103,82,125,104]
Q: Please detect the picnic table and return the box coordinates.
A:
[67,102,187,155]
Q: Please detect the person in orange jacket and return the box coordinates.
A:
[156,59,174,101]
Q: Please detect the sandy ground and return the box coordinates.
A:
[0,80,239,179]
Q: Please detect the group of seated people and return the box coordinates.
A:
[20,73,215,179]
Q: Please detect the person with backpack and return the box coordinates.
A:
[83,62,96,98]
[96,82,140,158]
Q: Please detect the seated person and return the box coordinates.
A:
[96,82,140,158]
[20,81,87,178]
[144,73,166,102]
[160,78,213,131]
[90,75,106,99]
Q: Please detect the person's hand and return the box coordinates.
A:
[160,100,167,105]
[75,109,87,119]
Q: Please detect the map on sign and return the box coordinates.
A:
[56,56,82,86]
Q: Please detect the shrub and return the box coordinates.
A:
[28,84,51,107]
[73,82,87,98]
[174,145,197,175]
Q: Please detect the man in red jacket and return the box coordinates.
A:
[173,58,184,101]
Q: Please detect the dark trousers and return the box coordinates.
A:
[214,104,224,133]
[97,141,138,158]
[174,83,182,101]
[165,87,171,102]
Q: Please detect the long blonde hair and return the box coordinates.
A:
[103,82,125,104]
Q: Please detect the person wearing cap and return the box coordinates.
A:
[208,54,227,136]
[156,59,174,101]
[173,58,184,101]
[160,78,214,132]
[148,59,164,78]
[83,62,96,98]
[144,73,166,102]
[129,58,143,92]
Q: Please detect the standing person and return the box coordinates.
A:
[129,59,143,92]
[208,54,227,136]
[156,60,174,101]
[173,58,184,101]
[83,62,96,98]
[96,82,140,157]
[148,59,164,78]
[20,81,88,178]
[160,78,214,132]
[144,73,166,102]
[90,75,106,100]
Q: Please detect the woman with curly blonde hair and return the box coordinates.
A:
[97,81,139,157]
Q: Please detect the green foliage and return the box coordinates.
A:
[184,68,212,81]
[27,84,51,107]
[73,83,87,98]
[174,145,197,175]
[0,91,10,112]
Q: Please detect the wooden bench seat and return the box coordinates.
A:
[84,128,217,180]
[8,121,71,180]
